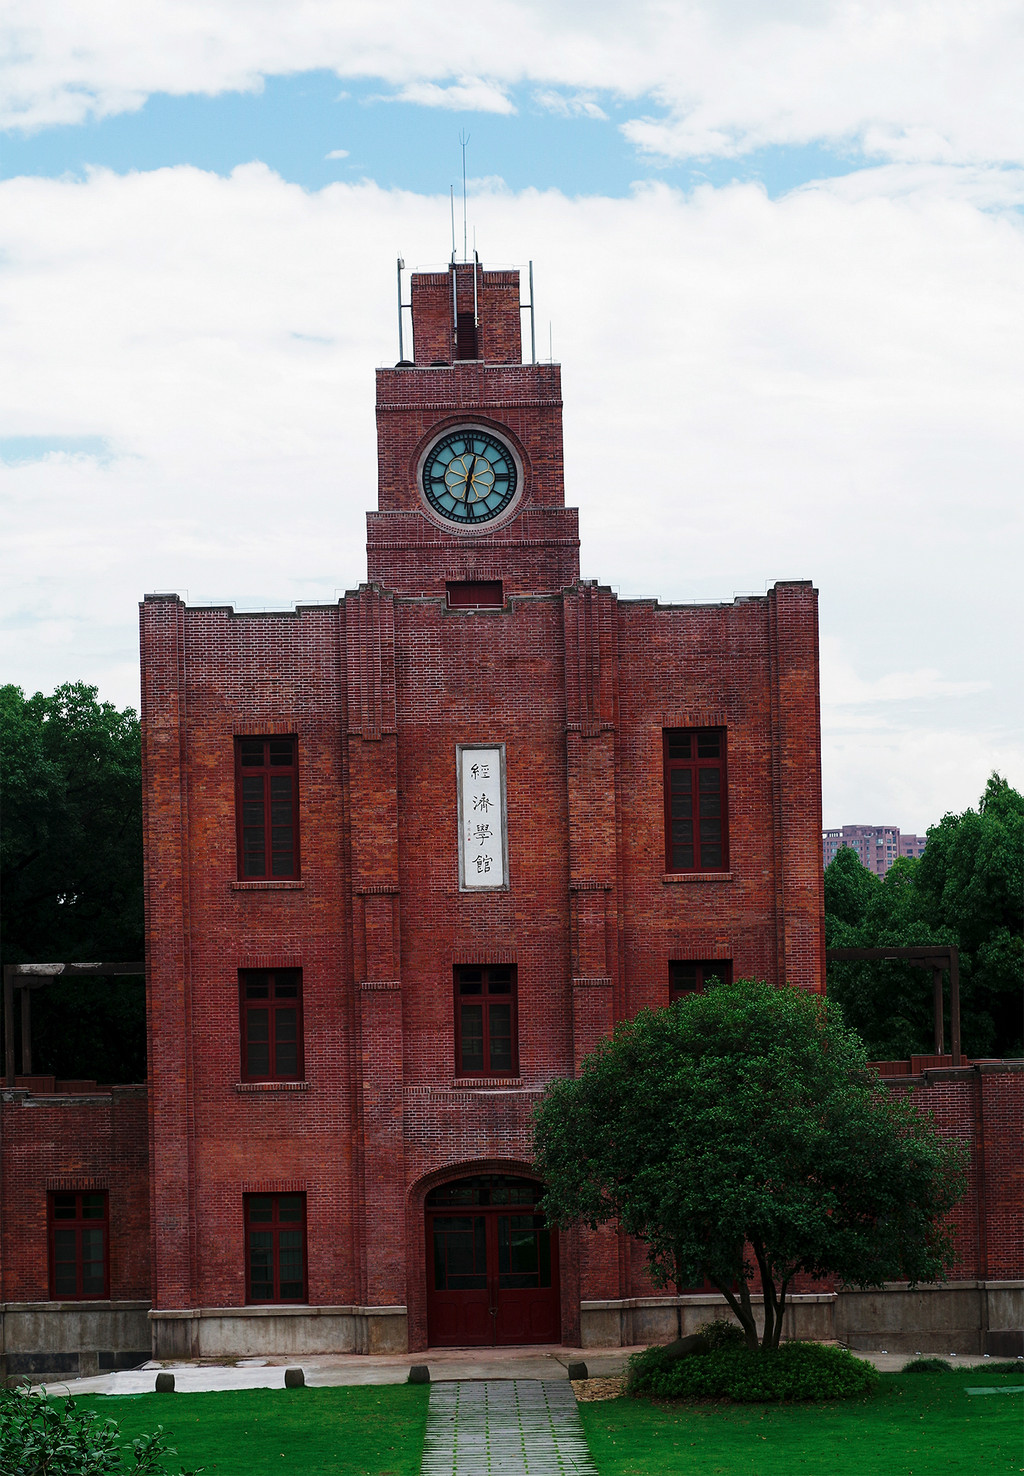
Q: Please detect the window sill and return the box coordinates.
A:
[663,871,733,883]
[234,1081,310,1093]
[452,1077,523,1089]
[230,881,305,891]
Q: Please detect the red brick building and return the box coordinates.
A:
[134,258,826,1358]
[2,258,1020,1375]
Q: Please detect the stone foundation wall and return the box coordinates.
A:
[149,1305,409,1360]
[1,1301,151,1383]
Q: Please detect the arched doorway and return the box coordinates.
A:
[425,1174,560,1346]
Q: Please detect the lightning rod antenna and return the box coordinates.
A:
[450,187,456,262]
[459,130,470,262]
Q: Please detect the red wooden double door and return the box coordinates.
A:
[425,1175,560,1346]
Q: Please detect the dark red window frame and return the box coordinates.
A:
[664,728,729,873]
[669,960,733,1003]
[48,1191,109,1300]
[244,1193,307,1304]
[235,736,299,880]
[446,580,504,609]
[239,969,304,1082]
[454,965,518,1077]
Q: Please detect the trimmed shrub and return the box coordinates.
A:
[627,1340,879,1403]
[902,1357,953,1373]
[0,1385,201,1476]
[698,1318,746,1351]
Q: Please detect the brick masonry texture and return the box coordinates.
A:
[0,1088,149,1302]
[3,261,1017,1352]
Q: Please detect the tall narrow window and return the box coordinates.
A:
[235,737,299,879]
[239,969,303,1081]
[245,1193,306,1304]
[454,965,518,1076]
[669,960,733,1003]
[49,1191,108,1299]
[664,729,728,872]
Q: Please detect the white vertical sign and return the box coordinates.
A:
[458,745,508,890]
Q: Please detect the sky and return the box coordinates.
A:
[1,1,1022,833]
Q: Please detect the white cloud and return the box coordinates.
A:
[388,77,516,114]
[0,163,1021,832]
[3,1,1024,166]
[325,148,349,160]
[820,641,990,706]
[533,90,608,121]
[820,722,1020,833]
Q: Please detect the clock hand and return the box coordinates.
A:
[464,454,477,501]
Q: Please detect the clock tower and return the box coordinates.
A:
[134,249,829,1360]
[370,260,580,596]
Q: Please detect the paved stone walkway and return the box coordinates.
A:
[421,1379,599,1476]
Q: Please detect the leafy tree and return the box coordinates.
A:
[532,979,964,1352]
[825,775,1023,1059]
[0,682,146,1081]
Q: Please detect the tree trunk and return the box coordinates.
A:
[751,1238,782,1351]
[709,1274,759,1350]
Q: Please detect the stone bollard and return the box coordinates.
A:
[408,1364,431,1384]
[154,1372,175,1393]
[284,1368,305,1388]
[566,1361,588,1381]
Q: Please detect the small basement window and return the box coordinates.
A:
[446,581,504,610]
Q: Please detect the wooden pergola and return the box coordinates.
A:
[2,962,145,1087]
[824,945,961,1065]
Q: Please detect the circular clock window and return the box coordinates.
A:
[421,427,520,527]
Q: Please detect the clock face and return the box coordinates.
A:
[421,428,519,526]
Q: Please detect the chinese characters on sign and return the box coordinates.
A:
[458,745,507,889]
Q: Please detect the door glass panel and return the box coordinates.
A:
[432,1215,487,1289]
[498,1214,551,1289]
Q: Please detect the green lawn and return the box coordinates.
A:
[577,1367,1024,1476]
[70,1368,1023,1476]
[72,1384,430,1476]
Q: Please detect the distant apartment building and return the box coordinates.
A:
[823,825,928,877]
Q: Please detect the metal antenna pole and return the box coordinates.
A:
[528,261,536,364]
[396,257,405,361]
[450,188,456,261]
[459,131,470,262]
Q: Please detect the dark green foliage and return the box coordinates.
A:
[0,1386,200,1475]
[825,775,1023,1059]
[0,682,146,1081]
[532,979,965,1352]
[697,1318,746,1352]
[627,1340,879,1403]
[901,1356,952,1373]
